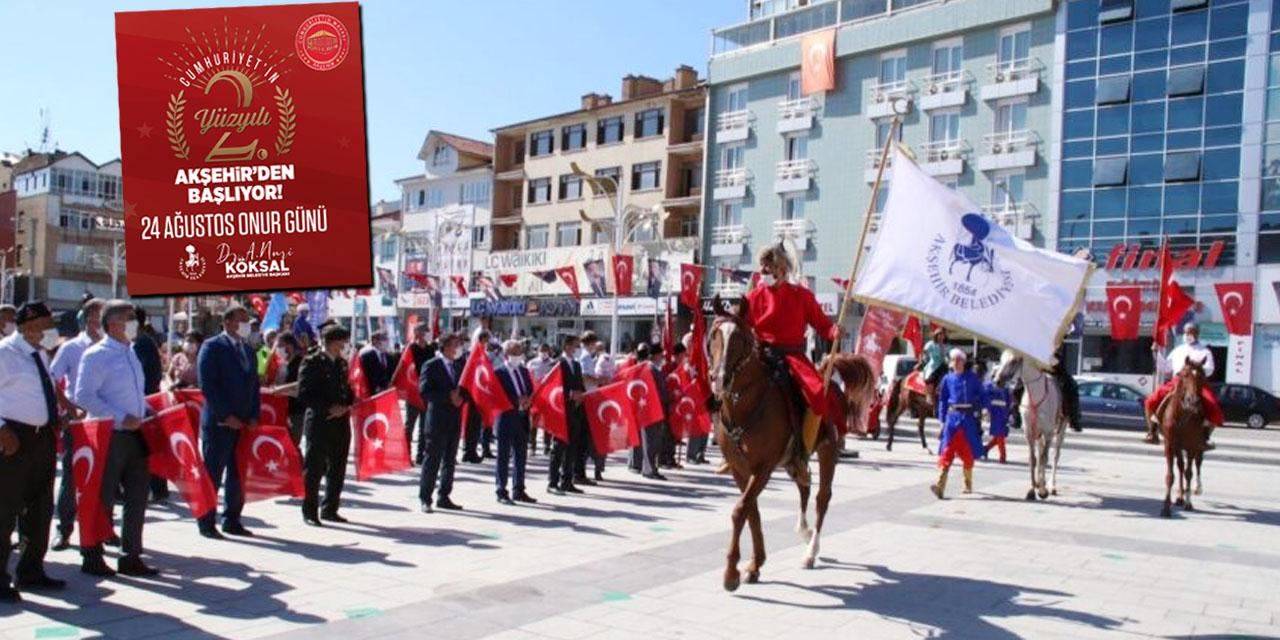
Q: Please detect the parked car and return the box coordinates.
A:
[1209,383,1280,429]
[1077,379,1146,430]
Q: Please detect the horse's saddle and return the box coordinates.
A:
[905,370,929,396]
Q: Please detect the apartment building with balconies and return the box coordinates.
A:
[705,0,1058,303]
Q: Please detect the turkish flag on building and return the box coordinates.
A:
[350,389,411,480]
[348,352,370,400]
[236,425,304,502]
[459,342,513,425]
[584,381,639,456]
[555,266,581,299]
[612,254,634,296]
[1215,282,1253,336]
[531,365,569,443]
[69,419,115,548]
[679,263,702,310]
[142,406,217,519]
[1105,285,1143,341]
[259,392,291,428]
[1155,245,1195,347]
[616,362,664,428]
[855,305,907,382]
[902,315,924,357]
[450,275,469,298]
[392,347,424,410]
[800,29,836,95]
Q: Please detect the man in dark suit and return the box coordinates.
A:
[299,324,355,526]
[358,330,393,394]
[196,305,260,539]
[418,333,465,513]
[494,339,537,505]
[547,334,586,495]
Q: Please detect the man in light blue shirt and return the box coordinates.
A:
[50,297,103,551]
[73,300,158,578]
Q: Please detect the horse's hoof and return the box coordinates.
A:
[723,571,741,592]
[885,444,893,451]
[1174,497,1185,507]
[745,571,760,584]
[1184,502,1195,512]
[1160,506,1172,518]
[1051,489,1058,496]
[802,557,816,570]
[1194,486,1203,496]
[1025,490,1037,501]
[1037,488,1049,500]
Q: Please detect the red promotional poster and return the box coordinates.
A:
[142,406,218,519]
[114,3,372,295]
[236,425,305,502]
[583,381,639,456]
[350,389,411,480]
[70,419,116,548]
[855,305,907,382]
[531,365,568,443]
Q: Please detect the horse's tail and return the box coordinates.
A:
[886,377,903,426]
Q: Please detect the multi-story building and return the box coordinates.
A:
[486,67,706,345]
[705,0,1059,334]
[0,152,18,303]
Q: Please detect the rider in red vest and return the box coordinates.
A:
[1144,322,1223,447]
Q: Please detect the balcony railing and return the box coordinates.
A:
[712,0,946,57]
[773,218,815,240]
[919,70,967,96]
[988,58,1041,84]
[870,79,915,105]
[865,148,893,172]
[982,129,1040,155]
[776,159,816,181]
[711,224,750,244]
[919,139,968,164]
[778,97,819,121]
[714,168,751,189]
[717,110,751,133]
[982,202,1040,239]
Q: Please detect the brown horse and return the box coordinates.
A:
[708,300,875,591]
[1156,356,1209,517]
[882,374,933,453]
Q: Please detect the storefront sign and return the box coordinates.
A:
[1104,241,1225,272]
[484,239,696,298]
[527,298,580,317]
[579,297,670,317]
[1228,333,1252,385]
[115,3,372,295]
[470,298,528,317]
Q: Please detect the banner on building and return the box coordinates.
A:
[1214,282,1253,336]
[800,29,836,95]
[1105,285,1142,341]
[115,2,372,295]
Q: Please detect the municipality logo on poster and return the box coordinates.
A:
[178,244,206,280]
[925,213,1014,311]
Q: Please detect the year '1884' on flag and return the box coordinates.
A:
[851,148,1092,366]
[114,2,373,296]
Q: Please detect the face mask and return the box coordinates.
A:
[2,322,14,336]
[341,344,354,359]
[40,328,59,350]
[123,320,139,341]
[762,274,777,287]
[508,355,525,367]
[235,323,251,339]
[1183,334,1195,346]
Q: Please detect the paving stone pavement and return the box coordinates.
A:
[2,422,1278,639]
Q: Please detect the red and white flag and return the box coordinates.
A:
[259,392,291,428]
[902,315,924,357]
[1105,285,1142,341]
[350,389,411,480]
[142,406,217,519]
[612,254,635,296]
[616,362,664,428]
[236,425,304,502]
[498,273,519,289]
[674,378,713,438]
[459,342,514,425]
[69,419,115,547]
[145,391,176,414]
[679,263,702,310]
[1155,244,1195,347]
[855,305,907,382]
[531,364,569,443]
[584,381,639,456]
[555,266,581,299]
[349,352,370,401]
[1214,282,1253,336]
[450,275,468,298]
[171,388,205,445]
[392,346,424,410]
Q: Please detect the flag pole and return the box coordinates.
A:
[820,110,903,385]
[1150,235,1168,395]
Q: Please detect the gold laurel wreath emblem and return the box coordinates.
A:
[166,91,190,160]
[275,87,296,156]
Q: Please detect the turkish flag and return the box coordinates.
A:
[248,294,267,318]
[902,315,924,357]
[662,302,676,356]
[689,312,711,399]
[1155,245,1195,347]
[1215,282,1253,336]
[236,425,304,502]
[584,381,640,456]
[171,388,205,445]
[69,419,115,548]
[616,362,664,428]
[1105,285,1142,341]
[349,352,370,400]
[142,406,216,519]
[856,305,907,382]
[259,391,291,428]
[498,273,519,289]
[555,266,581,299]
[459,342,513,425]
[675,378,713,438]
[145,391,177,414]
[450,275,468,298]
[831,277,851,291]
[531,364,569,443]
[612,255,634,296]
[263,350,282,386]
[392,347,424,410]
[800,29,836,95]
[679,263,702,310]
[350,389,411,480]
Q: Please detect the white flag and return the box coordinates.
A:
[851,148,1091,366]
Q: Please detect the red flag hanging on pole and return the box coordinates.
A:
[612,254,635,296]
[616,362,664,428]
[531,364,569,443]
[902,315,924,357]
[1214,282,1253,336]
[141,406,217,519]
[69,419,115,548]
[450,275,468,298]
[555,266,581,299]
[498,273,519,289]
[459,342,514,425]
[259,392,291,428]
[392,346,424,410]
[349,352,370,401]
[236,425,305,502]
[1105,285,1143,341]
[679,263,702,310]
[662,301,676,357]
[350,389,412,480]
[583,381,640,456]
[855,305,907,383]
[1154,243,1194,347]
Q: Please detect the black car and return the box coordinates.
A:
[1209,383,1280,429]
[1077,380,1146,430]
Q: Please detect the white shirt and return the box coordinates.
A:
[593,353,616,383]
[528,354,555,385]
[578,351,600,390]
[0,332,54,427]
[48,331,97,398]
[74,336,148,428]
[1165,340,1215,378]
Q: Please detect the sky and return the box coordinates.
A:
[0,0,742,203]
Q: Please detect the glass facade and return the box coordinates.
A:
[1059,0,1249,264]
[1260,0,1280,261]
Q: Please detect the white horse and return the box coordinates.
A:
[994,350,1068,500]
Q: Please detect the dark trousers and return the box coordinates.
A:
[56,428,76,536]
[419,413,461,504]
[640,423,665,475]
[0,423,56,586]
[287,412,305,449]
[149,474,169,500]
[302,420,351,517]
[462,409,484,460]
[405,405,426,463]
[197,424,244,531]
[495,417,529,496]
[86,431,149,560]
[687,435,708,462]
[575,413,598,479]
[549,408,586,489]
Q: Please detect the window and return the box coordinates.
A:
[416,190,425,207]
[631,161,661,191]
[527,178,551,204]
[680,216,699,237]
[786,72,802,101]
[718,201,742,227]
[991,172,1025,207]
[472,226,487,247]
[635,109,665,138]
[1094,157,1129,186]
[879,53,906,86]
[721,144,744,170]
[426,186,446,208]
[1096,75,1131,104]
[597,116,624,145]
[461,181,490,205]
[929,111,960,144]
[1170,0,1207,10]
[998,28,1030,66]
[592,227,612,244]
[432,145,451,166]
[875,120,902,148]
[561,124,587,152]
[1099,0,1133,24]
[726,83,749,112]
[784,134,808,161]
[524,224,549,249]
[1167,66,1205,96]
[529,130,554,157]
[1164,151,1202,182]
[594,166,621,191]
[995,101,1028,134]
[932,41,963,79]
[782,195,805,220]
[556,222,581,247]
[558,174,583,200]
[686,107,705,138]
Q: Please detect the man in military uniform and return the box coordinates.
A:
[298,324,355,526]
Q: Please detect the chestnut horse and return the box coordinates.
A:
[1156,356,1209,517]
[882,375,933,453]
[708,299,875,591]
